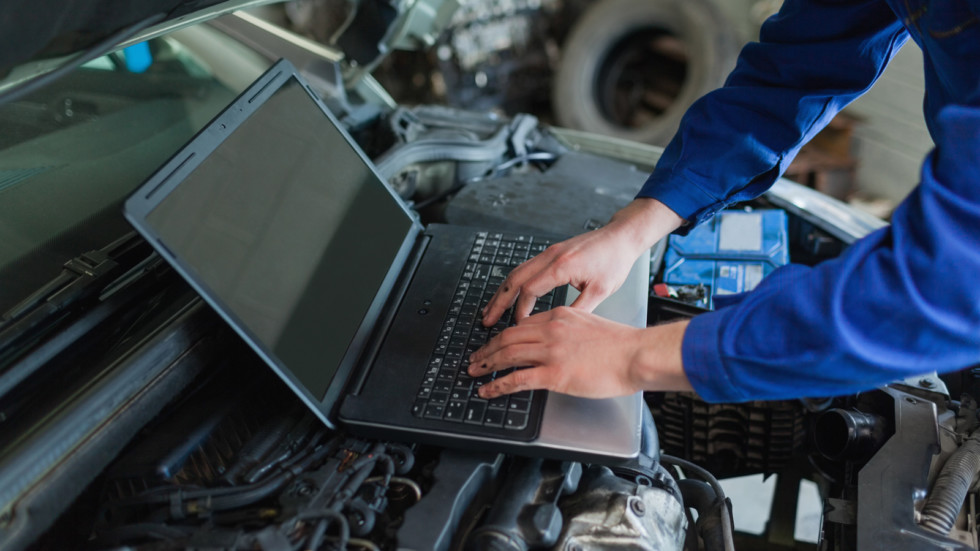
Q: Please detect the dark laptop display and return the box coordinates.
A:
[144,77,411,399]
[125,60,645,463]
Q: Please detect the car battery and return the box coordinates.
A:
[662,209,789,309]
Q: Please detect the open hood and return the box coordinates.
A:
[0,0,458,96]
[1,0,231,76]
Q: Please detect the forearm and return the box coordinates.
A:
[639,0,907,228]
[683,105,980,403]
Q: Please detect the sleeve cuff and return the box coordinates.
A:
[681,308,745,403]
[636,169,726,231]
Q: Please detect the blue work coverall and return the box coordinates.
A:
[638,0,980,401]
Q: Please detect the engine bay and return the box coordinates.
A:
[3,102,973,551]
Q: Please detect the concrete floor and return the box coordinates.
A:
[720,474,822,544]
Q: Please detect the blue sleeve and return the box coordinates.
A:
[637,0,908,227]
[683,102,980,402]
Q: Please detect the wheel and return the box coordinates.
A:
[552,0,739,146]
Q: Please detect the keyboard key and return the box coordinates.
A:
[508,398,530,412]
[417,386,432,399]
[438,368,456,381]
[464,400,487,424]
[445,400,466,421]
[412,399,427,417]
[424,404,445,419]
[504,411,528,430]
[483,408,505,427]
[488,397,509,409]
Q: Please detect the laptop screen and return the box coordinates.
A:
[145,77,414,398]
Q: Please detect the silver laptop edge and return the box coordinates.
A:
[535,250,647,459]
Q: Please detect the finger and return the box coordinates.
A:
[568,283,613,313]
[514,308,558,326]
[483,245,564,325]
[478,366,554,398]
[468,343,544,378]
[481,263,533,326]
[468,325,544,367]
[511,267,568,321]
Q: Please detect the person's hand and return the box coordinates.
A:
[481,198,683,326]
[468,307,693,399]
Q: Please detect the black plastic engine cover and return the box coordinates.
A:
[445,151,648,236]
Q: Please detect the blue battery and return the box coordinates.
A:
[663,209,789,309]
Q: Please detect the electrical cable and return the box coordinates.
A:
[659,454,726,500]
[0,13,167,106]
[298,509,350,549]
[661,454,736,551]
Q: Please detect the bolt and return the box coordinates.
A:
[297,481,315,496]
[920,378,935,388]
[630,497,646,517]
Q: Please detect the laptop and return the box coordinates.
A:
[124,59,646,464]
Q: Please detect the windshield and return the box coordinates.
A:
[0,23,272,313]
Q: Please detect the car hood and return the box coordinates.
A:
[1,0,228,76]
[0,0,457,94]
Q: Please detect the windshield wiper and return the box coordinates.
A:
[0,233,160,394]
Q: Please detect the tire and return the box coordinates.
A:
[552,0,739,146]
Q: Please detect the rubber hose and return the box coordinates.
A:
[678,479,727,551]
[921,436,980,534]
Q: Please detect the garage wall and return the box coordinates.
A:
[845,42,932,205]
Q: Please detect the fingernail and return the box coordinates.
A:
[478,386,490,398]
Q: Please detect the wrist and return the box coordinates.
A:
[628,320,693,393]
[607,198,683,255]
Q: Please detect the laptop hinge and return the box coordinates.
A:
[346,233,431,396]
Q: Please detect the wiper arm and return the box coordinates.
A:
[0,233,158,385]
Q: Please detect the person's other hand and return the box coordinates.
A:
[468,307,692,399]
[481,199,683,326]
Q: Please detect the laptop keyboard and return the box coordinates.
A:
[411,231,563,430]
